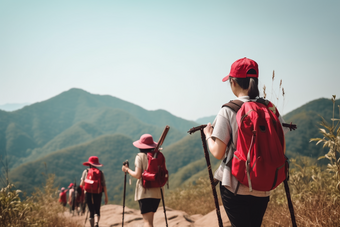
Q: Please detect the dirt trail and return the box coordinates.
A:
[63,204,231,227]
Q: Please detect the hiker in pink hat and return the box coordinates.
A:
[80,156,108,227]
[203,57,286,227]
[122,134,162,227]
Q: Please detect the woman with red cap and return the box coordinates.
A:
[203,57,286,227]
[80,156,108,227]
[122,134,162,227]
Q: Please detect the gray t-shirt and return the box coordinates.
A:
[212,96,286,197]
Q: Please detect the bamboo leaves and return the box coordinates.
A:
[310,95,340,201]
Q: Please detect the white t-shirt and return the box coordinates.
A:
[212,96,286,197]
[134,153,162,201]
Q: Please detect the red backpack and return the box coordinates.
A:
[59,191,67,203]
[84,167,103,194]
[142,151,169,188]
[224,98,287,192]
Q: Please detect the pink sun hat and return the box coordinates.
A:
[83,156,103,167]
[133,134,158,149]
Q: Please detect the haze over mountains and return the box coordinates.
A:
[0,103,30,112]
[1,88,338,208]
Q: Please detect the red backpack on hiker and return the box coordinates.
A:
[84,167,103,194]
[59,190,67,204]
[142,151,169,188]
[224,98,287,191]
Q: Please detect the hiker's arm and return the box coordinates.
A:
[204,123,227,160]
[80,169,86,186]
[122,165,142,179]
[103,186,108,205]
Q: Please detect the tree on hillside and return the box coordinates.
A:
[0,150,9,187]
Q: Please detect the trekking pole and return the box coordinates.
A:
[153,125,170,158]
[122,160,129,227]
[160,187,168,227]
[188,125,223,227]
[154,125,170,227]
[84,205,89,227]
[73,179,76,216]
[284,174,297,227]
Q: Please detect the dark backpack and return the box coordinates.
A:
[142,151,168,188]
[223,98,287,191]
[84,167,103,194]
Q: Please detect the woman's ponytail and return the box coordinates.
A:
[248,78,259,99]
[230,76,259,99]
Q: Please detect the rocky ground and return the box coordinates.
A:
[63,204,231,227]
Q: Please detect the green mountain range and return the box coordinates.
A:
[1,88,197,169]
[2,88,338,208]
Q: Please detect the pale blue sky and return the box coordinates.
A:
[1,0,339,121]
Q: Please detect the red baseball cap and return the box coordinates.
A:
[222,57,258,82]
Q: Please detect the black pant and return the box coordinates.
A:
[220,183,269,227]
[86,192,102,218]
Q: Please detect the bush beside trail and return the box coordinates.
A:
[0,174,80,227]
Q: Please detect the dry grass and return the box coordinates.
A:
[263,191,340,226]
[0,174,81,227]
[166,177,222,215]
[166,161,340,226]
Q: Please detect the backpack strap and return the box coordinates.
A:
[221,100,244,167]
[255,97,270,106]
[222,100,245,195]
[222,100,244,113]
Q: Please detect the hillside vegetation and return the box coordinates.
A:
[9,134,138,206]
[0,88,196,169]
[284,98,340,159]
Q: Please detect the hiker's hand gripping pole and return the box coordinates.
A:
[187,124,223,227]
[122,160,129,227]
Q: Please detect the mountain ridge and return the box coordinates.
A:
[1,88,197,169]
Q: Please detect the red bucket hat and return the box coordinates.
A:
[83,156,103,167]
[222,57,259,82]
[133,134,158,149]
[68,183,74,188]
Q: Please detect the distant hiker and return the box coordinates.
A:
[81,156,108,227]
[122,134,162,227]
[58,187,68,210]
[68,183,76,214]
[76,184,85,215]
[203,57,287,227]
